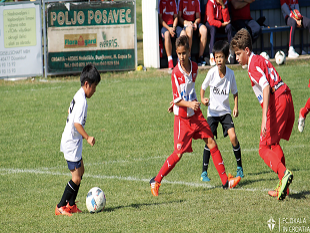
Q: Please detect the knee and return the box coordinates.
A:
[200,25,207,36]
[186,27,193,36]
[206,137,217,149]
[226,24,232,31]
[164,31,170,40]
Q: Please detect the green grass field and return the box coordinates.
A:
[0,59,310,232]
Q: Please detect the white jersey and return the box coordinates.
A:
[60,87,88,162]
[201,66,238,117]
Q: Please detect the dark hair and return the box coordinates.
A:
[175,35,189,50]
[212,40,230,58]
[230,28,253,51]
[80,64,101,86]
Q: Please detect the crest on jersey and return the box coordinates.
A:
[177,143,182,151]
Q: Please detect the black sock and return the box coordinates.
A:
[69,184,80,206]
[233,142,242,168]
[57,180,78,208]
[202,145,211,172]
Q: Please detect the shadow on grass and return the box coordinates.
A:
[289,190,310,200]
[81,200,185,214]
[239,177,278,187]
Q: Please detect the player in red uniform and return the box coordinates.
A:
[280,0,310,58]
[204,0,234,66]
[231,29,294,201]
[149,35,241,196]
[297,79,310,132]
[159,0,182,69]
[178,0,208,66]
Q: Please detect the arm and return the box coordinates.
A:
[207,2,223,28]
[159,14,177,37]
[74,122,95,146]
[232,92,239,117]
[261,85,270,137]
[175,99,201,111]
[200,88,209,106]
[231,0,254,10]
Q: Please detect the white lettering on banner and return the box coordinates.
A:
[51,9,131,26]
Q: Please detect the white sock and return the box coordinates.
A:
[168,56,173,61]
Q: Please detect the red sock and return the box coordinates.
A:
[271,144,286,179]
[259,145,286,179]
[155,152,180,183]
[210,145,227,185]
[300,98,310,118]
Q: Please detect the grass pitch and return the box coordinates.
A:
[0,60,310,232]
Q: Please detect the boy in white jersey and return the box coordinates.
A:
[231,29,294,200]
[149,35,241,196]
[55,64,101,216]
[200,40,243,182]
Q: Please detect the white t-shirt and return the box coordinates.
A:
[201,66,238,117]
[60,87,88,162]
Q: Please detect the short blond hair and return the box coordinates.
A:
[230,28,253,51]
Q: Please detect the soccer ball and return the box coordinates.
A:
[260,51,270,60]
[275,50,286,65]
[86,187,106,213]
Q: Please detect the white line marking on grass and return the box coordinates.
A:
[1,168,301,193]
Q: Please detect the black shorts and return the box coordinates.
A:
[207,114,234,139]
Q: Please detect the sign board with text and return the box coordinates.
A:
[0,2,43,78]
[46,1,136,74]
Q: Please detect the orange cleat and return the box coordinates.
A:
[150,177,161,196]
[55,205,72,216]
[66,203,82,213]
[225,173,241,189]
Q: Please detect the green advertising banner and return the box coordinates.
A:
[47,1,136,73]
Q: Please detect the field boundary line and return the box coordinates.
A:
[0,167,300,193]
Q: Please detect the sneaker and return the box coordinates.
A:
[298,108,305,133]
[66,203,82,213]
[200,171,211,182]
[198,56,206,66]
[55,205,72,216]
[209,54,216,66]
[288,46,299,58]
[223,173,241,189]
[236,166,244,178]
[278,170,293,200]
[168,59,174,69]
[150,177,161,196]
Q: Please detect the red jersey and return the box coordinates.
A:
[280,0,300,19]
[178,0,201,22]
[248,53,290,108]
[205,0,230,27]
[159,0,178,25]
[230,2,252,21]
[172,61,198,118]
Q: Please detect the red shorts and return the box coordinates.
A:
[260,91,295,146]
[174,109,213,154]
